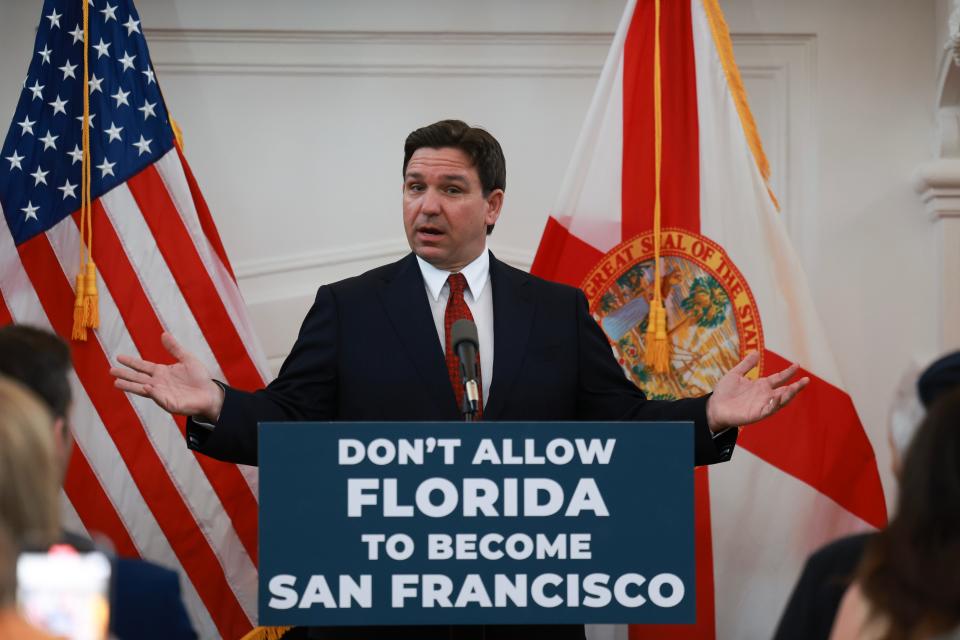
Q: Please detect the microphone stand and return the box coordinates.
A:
[461,378,479,422]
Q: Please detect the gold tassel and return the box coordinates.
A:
[171,116,184,150]
[82,261,99,329]
[644,300,670,374]
[71,274,87,341]
[239,626,294,640]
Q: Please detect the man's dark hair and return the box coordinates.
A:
[0,325,72,418]
[403,119,506,235]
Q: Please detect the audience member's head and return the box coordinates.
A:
[0,377,61,549]
[887,351,960,478]
[0,325,74,473]
[857,386,960,639]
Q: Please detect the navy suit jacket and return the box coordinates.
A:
[61,531,196,640]
[187,252,736,640]
[188,252,736,465]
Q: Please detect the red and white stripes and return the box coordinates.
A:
[0,148,266,639]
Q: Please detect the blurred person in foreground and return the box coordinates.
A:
[0,525,62,640]
[829,386,960,639]
[775,352,960,640]
[0,325,196,640]
[0,377,63,639]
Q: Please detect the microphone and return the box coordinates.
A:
[451,319,480,420]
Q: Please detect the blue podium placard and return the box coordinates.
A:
[258,422,693,626]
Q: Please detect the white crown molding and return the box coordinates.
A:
[145,29,613,78]
[145,29,615,46]
[234,239,535,282]
[146,28,807,79]
[234,238,408,279]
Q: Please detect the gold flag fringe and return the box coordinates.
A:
[239,626,294,640]
[701,0,780,210]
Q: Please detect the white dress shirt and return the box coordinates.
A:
[415,249,494,406]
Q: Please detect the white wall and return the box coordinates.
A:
[0,0,945,618]
[722,0,941,509]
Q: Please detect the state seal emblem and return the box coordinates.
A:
[582,230,764,400]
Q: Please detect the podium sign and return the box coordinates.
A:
[258,421,694,626]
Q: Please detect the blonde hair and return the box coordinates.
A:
[0,377,61,548]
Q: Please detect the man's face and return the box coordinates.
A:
[403,147,503,271]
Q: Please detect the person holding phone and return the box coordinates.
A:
[0,378,64,639]
[0,326,196,640]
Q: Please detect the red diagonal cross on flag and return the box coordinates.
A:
[531,1,886,638]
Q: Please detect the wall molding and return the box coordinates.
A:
[146,29,612,78]
[145,29,615,46]
[235,239,534,282]
[234,238,407,279]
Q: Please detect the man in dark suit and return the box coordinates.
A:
[0,325,197,640]
[112,120,807,639]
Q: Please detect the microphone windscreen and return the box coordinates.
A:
[451,319,479,350]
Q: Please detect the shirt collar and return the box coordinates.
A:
[416,248,490,302]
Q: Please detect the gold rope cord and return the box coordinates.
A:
[643,0,671,373]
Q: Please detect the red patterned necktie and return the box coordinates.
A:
[444,273,482,419]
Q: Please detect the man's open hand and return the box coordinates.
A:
[706,352,809,432]
[110,332,224,421]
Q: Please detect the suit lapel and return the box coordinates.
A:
[377,254,459,416]
[484,253,535,419]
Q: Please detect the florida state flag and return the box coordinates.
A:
[531,1,887,637]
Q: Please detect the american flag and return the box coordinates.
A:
[0,1,268,637]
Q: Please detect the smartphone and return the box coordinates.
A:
[16,544,111,640]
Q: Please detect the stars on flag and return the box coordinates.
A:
[101,3,119,23]
[77,112,96,129]
[133,134,152,156]
[124,16,141,36]
[67,145,83,165]
[17,116,35,136]
[2,0,173,242]
[39,131,59,151]
[105,122,124,143]
[59,59,78,80]
[48,95,69,116]
[111,87,131,108]
[89,74,104,94]
[46,9,62,29]
[93,38,111,59]
[30,166,49,186]
[21,201,39,221]
[139,100,156,120]
[97,158,116,178]
[69,24,84,45]
[27,80,44,100]
[58,179,78,200]
[119,51,137,72]
[5,151,25,171]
